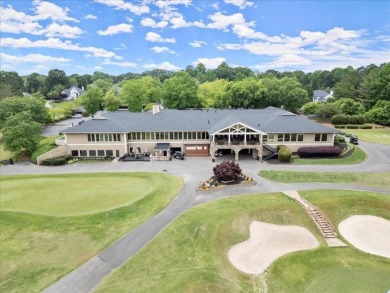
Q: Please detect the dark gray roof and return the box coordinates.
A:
[61,108,336,134]
[61,118,126,133]
[313,90,330,97]
[154,143,170,150]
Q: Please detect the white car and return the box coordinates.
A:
[71,114,82,118]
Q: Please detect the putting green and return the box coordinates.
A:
[0,173,176,216]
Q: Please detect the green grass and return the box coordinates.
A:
[1,173,168,216]
[0,133,13,161]
[30,136,60,164]
[347,128,390,145]
[293,145,366,165]
[259,171,390,188]
[0,172,183,293]
[95,190,390,293]
[48,99,81,121]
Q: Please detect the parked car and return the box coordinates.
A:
[71,114,82,118]
[214,151,223,157]
[172,151,185,160]
[350,135,359,145]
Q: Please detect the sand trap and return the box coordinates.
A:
[339,215,390,258]
[228,221,319,274]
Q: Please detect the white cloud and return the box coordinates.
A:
[94,65,103,70]
[207,12,253,31]
[143,61,179,71]
[145,32,176,43]
[97,23,134,36]
[224,0,254,9]
[114,43,128,50]
[85,14,97,20]
[0,52,71,64]
[93,0,149,15]
[194,57,226,69]
[102,60,137,68]
[32,0,79,22]
[44,23,84,38]
[154,0,192,9]
[189,40,207,48]
[0,4,83,38]
[1,37,120,59]
[141,18,168,28]
[150,46,177,54]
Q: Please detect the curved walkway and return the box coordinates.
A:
[1,142,389,293]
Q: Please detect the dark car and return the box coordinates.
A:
[172,151,185,160]
[350,135,359,145]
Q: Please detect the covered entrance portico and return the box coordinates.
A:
[210,122,265,162]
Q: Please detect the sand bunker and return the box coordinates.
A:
[228,221,319,274]
[339,215,390,258]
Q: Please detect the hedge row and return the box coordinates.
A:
[335,124,373,129]
[331,114,365,125]
[298,146,342,158]
[42,156,71,166]
[277,145,292,162]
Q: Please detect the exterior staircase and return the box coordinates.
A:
[282,191,347,247]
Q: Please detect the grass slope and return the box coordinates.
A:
[293,145,366,165]
[0,172,183,293]
[95,190,390,293]
[259,171,390,188]
[348,128,390,145]
[29,136,60,164]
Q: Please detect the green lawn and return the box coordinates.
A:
[259,171,390,188]
[49,99,81,121]
[0,172,183,293]
[293,145,366,165]
[347,128,390,145]
[0,133,13,161]
[95,190,390,293]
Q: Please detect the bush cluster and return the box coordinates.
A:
[346,125,359,129]
[360,125,373,129]
[42,156,70,166]
[334,136,345,144]
[213,160,242,182]
[277,145,292,162]
[298,146,342,158]
[331,114,365,125]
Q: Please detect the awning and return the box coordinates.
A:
[154,143,170,150]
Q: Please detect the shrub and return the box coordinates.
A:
[345,133,351,137]
[276,145,288,152]
[331,114,365,125]
[42,156,70,166]
[213,160,242,182]
[334,125,345,129]
[278,146,292,162]
[334,136,345,144]
[298,146,342,158]
[346,125,359,129]
[359,125,373,129]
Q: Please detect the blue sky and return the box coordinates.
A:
[1,0,389,76]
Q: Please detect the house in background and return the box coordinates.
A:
[61,86,85,100]
[313,90,333,102]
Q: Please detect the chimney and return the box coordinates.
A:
[152,105,161,115]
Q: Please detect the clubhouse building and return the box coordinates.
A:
[56,106,336,162]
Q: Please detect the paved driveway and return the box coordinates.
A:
[2,142,390,293]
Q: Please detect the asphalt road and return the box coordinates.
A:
[1,142,389,293]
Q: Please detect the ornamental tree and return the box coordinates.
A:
[213,160,242,182]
